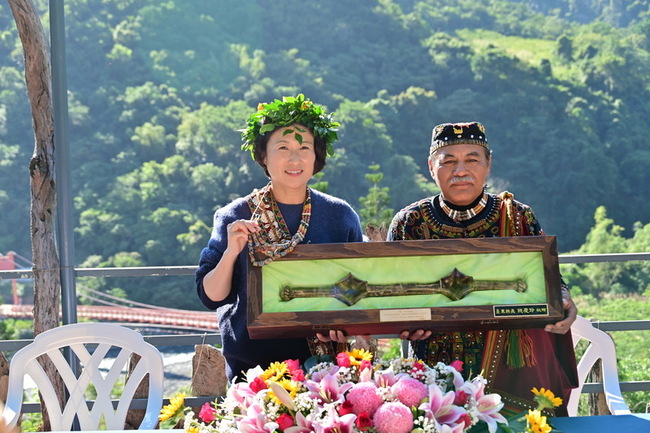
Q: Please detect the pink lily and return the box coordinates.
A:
[373,369,406,388]
[285,411,316,433]
[308,364,341,382]
[268,381,296,411]
[229,381,259,409]
[433,419,467,433]
[313,407,357,433]
[419,383,466,426]
[244,365,266,382]
[358,363,373,382]
[238,403,279,433]
[464,379,507,433]
[305,373,353,404]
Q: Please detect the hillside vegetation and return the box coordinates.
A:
[0,2,649,408]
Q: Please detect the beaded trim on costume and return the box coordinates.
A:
[415,330,485,379]
[439,193,488,221]
[246,183,311,266]
[421,194,501,238]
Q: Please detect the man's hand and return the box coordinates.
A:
[316,329,348,344]
[545,286,578,334]
[399,329,432,341]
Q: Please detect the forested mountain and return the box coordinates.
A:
[1,0,649,309]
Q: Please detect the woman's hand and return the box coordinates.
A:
[202,219,260,303]
[545,286,578,334]
[399,329,432,341]
[226,219,260,255]
[316,330,348,344]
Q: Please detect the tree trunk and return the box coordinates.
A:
[587,359,610,415]
[7,0,64,428]
[125,353,156,430]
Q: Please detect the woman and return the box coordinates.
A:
[196,95,363,381]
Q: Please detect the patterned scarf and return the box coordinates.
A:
[246,183,311,266]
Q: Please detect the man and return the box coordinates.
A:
[387,121,578,416]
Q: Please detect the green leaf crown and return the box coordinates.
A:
[240,94,340,158]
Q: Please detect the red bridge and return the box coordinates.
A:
[1,251,219,333]
[0,304,219,333]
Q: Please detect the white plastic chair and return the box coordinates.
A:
[0,322,164,430]
[567,315,631,416]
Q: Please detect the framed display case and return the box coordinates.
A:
[246,236,563,339]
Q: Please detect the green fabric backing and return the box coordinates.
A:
[261,251,546,312]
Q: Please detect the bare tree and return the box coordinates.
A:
[7,0,64,428]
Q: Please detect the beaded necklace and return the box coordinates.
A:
[439,193,488,222]
[246,183,311,266]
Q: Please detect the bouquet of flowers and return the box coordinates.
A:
[160,350,562,433]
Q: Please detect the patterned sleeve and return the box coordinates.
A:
[502,191,545,237]
[520,204,545,236]
[386,212,406,241]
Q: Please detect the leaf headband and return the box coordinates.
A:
[240,94,340,158]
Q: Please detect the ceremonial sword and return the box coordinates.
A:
[279,268,527,306]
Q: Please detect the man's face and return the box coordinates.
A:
[428,144,491,206]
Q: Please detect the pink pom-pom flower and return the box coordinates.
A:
[372,402,414,433]
[346,382,383,416]
[391,377,428,408]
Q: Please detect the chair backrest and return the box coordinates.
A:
[1,322,164,430]
[567,315,631,416]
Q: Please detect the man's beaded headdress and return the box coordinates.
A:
[430,121,489,154]
[240,94,340,158]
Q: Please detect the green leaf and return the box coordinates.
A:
[160,418,180,430]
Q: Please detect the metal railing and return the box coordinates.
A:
[1,252,649,412]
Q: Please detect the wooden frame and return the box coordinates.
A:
[247,236,563,339]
